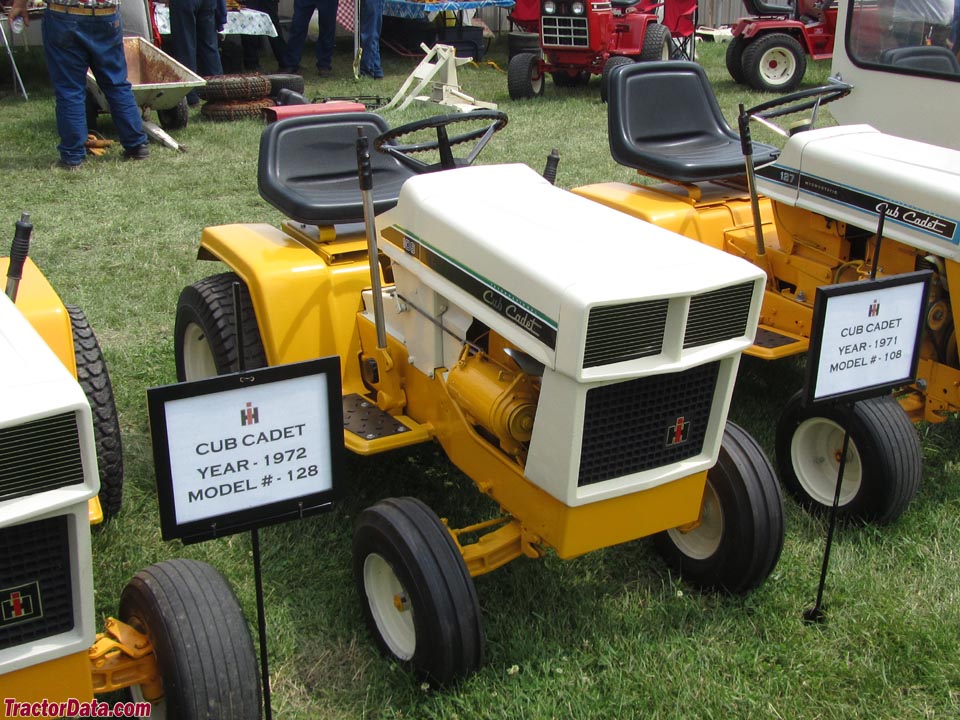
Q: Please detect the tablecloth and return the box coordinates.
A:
[153,6,278,36]
[383,0,513,20]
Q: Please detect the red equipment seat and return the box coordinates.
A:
[606,61,779,183]
[258,113,417,226]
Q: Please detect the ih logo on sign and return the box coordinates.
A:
[868,300,880,317]
[240,401,260,426]
[1,582,42,626]
[665,416,690,447]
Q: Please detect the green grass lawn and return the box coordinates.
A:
[2,34,960,719]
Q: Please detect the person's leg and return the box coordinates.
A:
[195,0,224,76]
[168,0,201,101]
[283,0,313,70]
[41,10,91,165]
[84,14,148,151]
[314,0,337,71]
[359,0,383,77]
[262,0,287,67]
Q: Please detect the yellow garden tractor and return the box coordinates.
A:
[1,218,261,719]
[174,109,785,682]
[573,58,951,525]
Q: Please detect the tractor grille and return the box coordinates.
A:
[0,516,75,651]
[684,282,755,348]
[542,16,589,47]
[0,412,85,503]
[578,361,719,486]
[583,299,668,368]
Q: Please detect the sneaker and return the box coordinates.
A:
[122,143,150,161]
[54,159,83,171]
[317,66,332,77]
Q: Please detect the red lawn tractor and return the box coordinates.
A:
[507,0,672,101]
[725,0,838,92]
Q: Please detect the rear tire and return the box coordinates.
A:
[742,33,807,93]
[639,23,672,62]
[508,52,545,99]
[776,391,922,524]
[67,305,123,521]
[120,559,261,720]
[725,35,748,84]
[174,273,267,381]
[600,55,633,103]
[353,497,484,683]
[654,422,785,594]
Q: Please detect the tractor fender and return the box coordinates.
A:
[737,19,807,42]
[197,223,370,372]
[0,256,74,374]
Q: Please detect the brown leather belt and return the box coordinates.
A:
[47,3,118,15]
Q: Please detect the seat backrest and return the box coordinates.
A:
[740,0,794,17]
[258,112,416,226]
[880,45,960,75]
[607,61,779,182]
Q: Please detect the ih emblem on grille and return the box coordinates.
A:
[0,582,43,626]
[665,416,691,446]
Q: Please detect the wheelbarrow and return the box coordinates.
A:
[85,36,205,151]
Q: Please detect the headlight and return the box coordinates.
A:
[543,1,556,13]
[572,1,585,13]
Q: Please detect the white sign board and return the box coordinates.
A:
[149,358,343,543]
[804,271,931,405]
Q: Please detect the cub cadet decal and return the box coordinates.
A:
[0,582,43,626]
[757,165,959,243]
[386,226,559,349]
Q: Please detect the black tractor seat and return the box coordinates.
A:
[610,0,651,10]
[258,112,417,227]
[607,60,780,184]
[880,45,960,74]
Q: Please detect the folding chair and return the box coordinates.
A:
[663,0,698,62]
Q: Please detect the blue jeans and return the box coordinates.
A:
[41,8,147,164]
[284,0,337,71]
[168,0,224,103]
[359,0,383,77]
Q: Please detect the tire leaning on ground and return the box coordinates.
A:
[353,496,484,683]
[119,559,261,720]
[776,391,922,524]
[174,272,267,382]
[263,73,306,97]
[507,52,545,100]
[197,73,272,102]
[66,305,123,521]
[742,32,807,93]
[653,422,785,594]
[200,98,276,122]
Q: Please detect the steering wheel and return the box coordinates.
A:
[744,82,852,122]
[374,110,509,174]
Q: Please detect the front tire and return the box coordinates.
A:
[776,391,922,524]
[67,305,123,521]
[174,273,267,382]
[654,422,785,594]
[119,559,261,720]
[508,52,545,100]
[742,33,807,93]
[353,497,484,683]
[640,23,672,62]
[157,98,189,130]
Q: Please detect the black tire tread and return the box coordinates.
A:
[200,98,275,122]
[600,55,633,103]
[264,73,306,97]
[197,73,272,102]
[639,23,672,62]
[353,496,483,683]
[66,305,123,521]
[174,272,267,381]
[725,35,748,84]
[119,559,260,720]
[157,98,189,131]
[507,53,543,100]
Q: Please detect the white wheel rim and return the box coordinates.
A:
[130,685,166,720]
[661,40,671,61]
[667,480,723,560]
[759,47,796,86]
[181,322,218,380]
[791,417,862,506]
[531,70,543,94]
[363,553,415,660]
